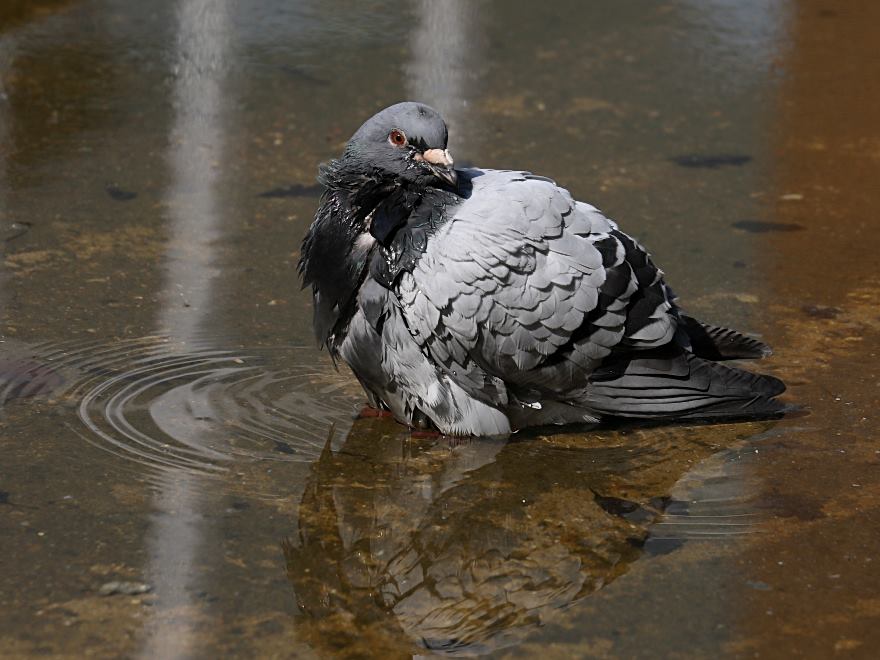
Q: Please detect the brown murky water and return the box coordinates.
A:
[1,0,878,657]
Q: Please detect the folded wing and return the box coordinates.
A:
[394,169,783,421]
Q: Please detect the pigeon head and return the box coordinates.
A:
[342,102,457,188]
[303,103,459,347]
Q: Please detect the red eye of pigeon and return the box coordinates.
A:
[388,129,407,147]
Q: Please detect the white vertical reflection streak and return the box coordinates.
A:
[0,35,14,321]
[405,0,495,501]
[406,0,480,160]
[406,8,498,656]
[140,1,230,658]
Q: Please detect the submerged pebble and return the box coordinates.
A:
[1,221,31,242]
[104,184,138,201]
[98,581,152,596]
[802,304,842,319]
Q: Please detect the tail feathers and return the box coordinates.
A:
[586,348,786,421]
[679,314,772,360]
[673,395,787,421]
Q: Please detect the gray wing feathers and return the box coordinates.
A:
[402,170,671,400]
[347,168,783,432]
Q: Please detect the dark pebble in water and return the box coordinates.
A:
[2,221,31,242]
[802,304,842,319]
[669,154,752,168]
[731,220,805,233]
[258,183,323,198]
[273,440,296,454]
[105,184,138,201]
[593,492,639,515]
[594,493,658,524]
[0,491,10,505]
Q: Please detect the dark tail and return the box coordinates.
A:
[586,346,786,421]
[679,314,772,360]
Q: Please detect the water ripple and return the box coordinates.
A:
[23,336,362,478]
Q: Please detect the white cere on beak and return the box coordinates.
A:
[421,148,454,168]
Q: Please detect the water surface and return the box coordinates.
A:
[2,0,879,657]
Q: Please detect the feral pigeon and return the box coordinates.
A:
[300,102,785,436]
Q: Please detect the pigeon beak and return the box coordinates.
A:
[420,148,458,186]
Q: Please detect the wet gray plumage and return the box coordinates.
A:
[300,102,786,436]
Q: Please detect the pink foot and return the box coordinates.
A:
[357,405,393,419]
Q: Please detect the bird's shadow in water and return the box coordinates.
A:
[282,415,777,657]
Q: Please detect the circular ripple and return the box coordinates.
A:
[29,336,363,478]
[8,334,777,528]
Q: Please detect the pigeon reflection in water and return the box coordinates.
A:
[283,418,767,656]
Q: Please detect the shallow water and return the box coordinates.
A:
[1,0,879,657]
